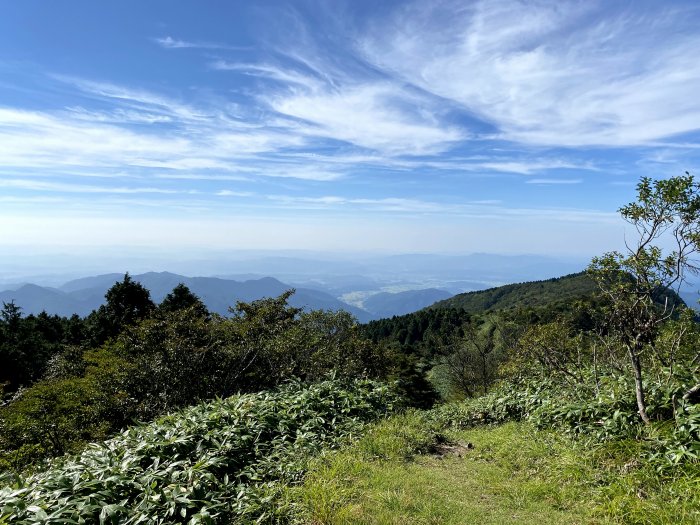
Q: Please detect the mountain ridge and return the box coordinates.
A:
[429,271,688,314]
[1,272,373,321]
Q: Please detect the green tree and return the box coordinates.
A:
[436,319,503,398]
[217,290,302,392]
[114,309,221,419]
[0,303,68,393]
[589,173,700,423]
[0,301,24,391]
[281,309,383,381]
[159,283,209,318]
[0,348,135,470]
[86,274,155,345]
[516,320,590,390]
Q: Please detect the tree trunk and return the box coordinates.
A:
[683,384,700,404]
[629,348,651,424]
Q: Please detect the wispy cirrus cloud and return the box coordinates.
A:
[5,1,695,259]
[210,36,466,156]
[267,82,464,156]
[210,61,324,91]
[154,165,344,182]
[2,73,464,181]
[216,189,254,197]
[153,36,249,51]
[526,178,583,185]
[267,194,447,213]
[473,160,596,176]
[0,178,182,194]
[0,78,306,176]
[54,76,214,122]
[263,193,614,224]
[359,0,700,147]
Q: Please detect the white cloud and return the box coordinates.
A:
[266,194,462,213]
[66,106,173,124]
[56,77,213,122]
[216,190,253,197]
[210,61,324,92]
[154,173,252,182]
[474,160,595,175]
[0,107,192,168]
[0,84,305,176]
[0,178,179,194]
[204,16,470,158]
[154,36,199,49]
[359,0,700,146]
[263,193,613,222]
[153,36,248,51]
[268,83,464,156]
[6,76,464,181]
[526,178,583,185]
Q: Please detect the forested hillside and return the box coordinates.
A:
[431,271,596,311]
[431,270,686,314]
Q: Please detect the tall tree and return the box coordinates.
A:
[87,274,155,345]
[0,301,25,391]
[588,173,700,423]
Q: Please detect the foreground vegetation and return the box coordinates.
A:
[292,414,596,524]
[0,379,397,524]
[0,286,399,472]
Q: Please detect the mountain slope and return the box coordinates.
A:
[363,288,453,318]
[0,285,94,317]
[429,272,599,313]
[429,270,686,314]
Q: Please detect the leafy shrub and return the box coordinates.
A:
[429,366,700,471]
[0,292,398,472]
[0,349,136,471]
[0,378,397,524]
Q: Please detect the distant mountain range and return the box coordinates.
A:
[214,253,586,290]
[0,272,455,322]
[0,252,586,290]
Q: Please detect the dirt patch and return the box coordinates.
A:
[432,441,474,458]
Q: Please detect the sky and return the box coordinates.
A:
[2,0,700,263]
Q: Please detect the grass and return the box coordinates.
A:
[288,411,700,525]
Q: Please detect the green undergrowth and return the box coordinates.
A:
[0,378,397,525]
[289,408,700,524]
[429,368,700,470]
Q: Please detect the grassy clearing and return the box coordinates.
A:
[289,412,700,525]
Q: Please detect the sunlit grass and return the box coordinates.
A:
[290,413,700,524]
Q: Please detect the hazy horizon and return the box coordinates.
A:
[0,249,590,286]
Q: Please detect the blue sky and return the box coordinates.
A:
[2,0,700,259]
